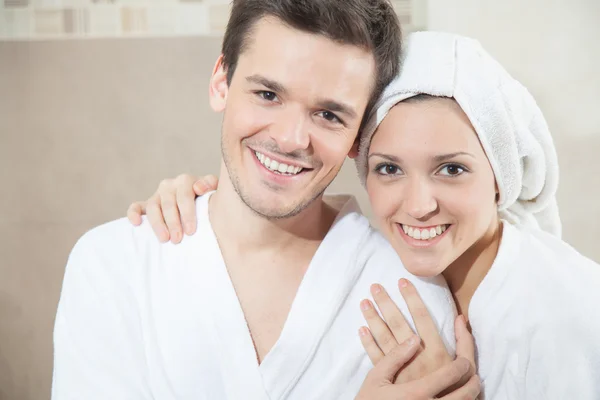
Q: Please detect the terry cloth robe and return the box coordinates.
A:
[469,222,600,400]
[51,193,457,400]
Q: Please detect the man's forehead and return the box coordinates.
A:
[236,18,375,93]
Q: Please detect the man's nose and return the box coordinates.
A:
[269,109,310,154]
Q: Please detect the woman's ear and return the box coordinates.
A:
[209,54,229,112]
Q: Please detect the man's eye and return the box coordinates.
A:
[376,164,401,176]
[257,91,278,102]
[318,111,342,124]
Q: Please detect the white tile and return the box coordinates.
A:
[32,0,63,8]
[0,8,33,38]
[88,4,119,35]
[146,5,176,35]
[176,3,208,35]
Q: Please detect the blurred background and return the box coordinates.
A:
[1,0,599,399]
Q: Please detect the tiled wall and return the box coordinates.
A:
[0,0,233,38]
[0,0,424,39]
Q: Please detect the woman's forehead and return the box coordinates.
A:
[371,99,480,152]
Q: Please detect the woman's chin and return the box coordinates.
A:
[400,254,447,278]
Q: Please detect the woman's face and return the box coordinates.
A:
[366,97,499,277]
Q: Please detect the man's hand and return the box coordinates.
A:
[126,174,218,243]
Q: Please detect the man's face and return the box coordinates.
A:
[210,17,376,219]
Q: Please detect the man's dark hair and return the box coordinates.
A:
[221,0,402,127]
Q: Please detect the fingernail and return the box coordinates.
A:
[359,327,369,337]
[171,230,181,243]
[399,279,408,288]
[406,336,416,346]
[360,300,372,311]
[371,284,382,294]
[158,228,169,243]
[206,176,218,186]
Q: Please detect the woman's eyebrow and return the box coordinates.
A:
[368,153,400,162]
[433,152,475,162]
[368,151,475,163]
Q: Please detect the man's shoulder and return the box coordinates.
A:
[354,226,401,262]
[73,216,158,257]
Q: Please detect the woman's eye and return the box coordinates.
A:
[438,164,465,176]
[258,91,278,102]
[376,164,401,176]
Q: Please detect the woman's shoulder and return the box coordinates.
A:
[502,222,600,319]
[502,222,599,277]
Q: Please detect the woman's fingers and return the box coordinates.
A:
[398,279,446,350]
[438,374,481,400]
[455,315,476,368]
[160,187,183,244]
[415,357,472,397]
[126,202,146,226]
[370,283,414,345]
[174,175,203,236]
[358,326,384,365]
[146,194,170,243]
[360,299,398,354]
[367,335,421,383]
[193,174,219,195]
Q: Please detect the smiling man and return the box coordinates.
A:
[51,1,462,399]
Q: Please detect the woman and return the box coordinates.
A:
[128,32,600,399]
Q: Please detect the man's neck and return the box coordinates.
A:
[208,170,337,255]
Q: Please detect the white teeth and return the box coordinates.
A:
[255,151,304,175]
[402,224,449,241]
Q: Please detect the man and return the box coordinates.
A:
[52,1,478,398]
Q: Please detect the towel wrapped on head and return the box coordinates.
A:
[356,31,562,237]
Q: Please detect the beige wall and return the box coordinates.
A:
[0,37,225,400]
[1,3,599,400]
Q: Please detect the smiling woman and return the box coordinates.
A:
[355,31,600,399]
[366,95,498,277]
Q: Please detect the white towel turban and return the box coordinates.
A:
[356,31,561,238]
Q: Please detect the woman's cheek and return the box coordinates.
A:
[367,178,398,220]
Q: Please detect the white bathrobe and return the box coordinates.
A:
[470,222,600,400]
[52,193,456,400]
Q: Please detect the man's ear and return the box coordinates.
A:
[348,139,360,159]
[209,54,229,112]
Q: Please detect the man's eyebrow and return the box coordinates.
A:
[315,99,358,119]
[246,75,287,95]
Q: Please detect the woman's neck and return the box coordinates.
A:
[442,219,503,322]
